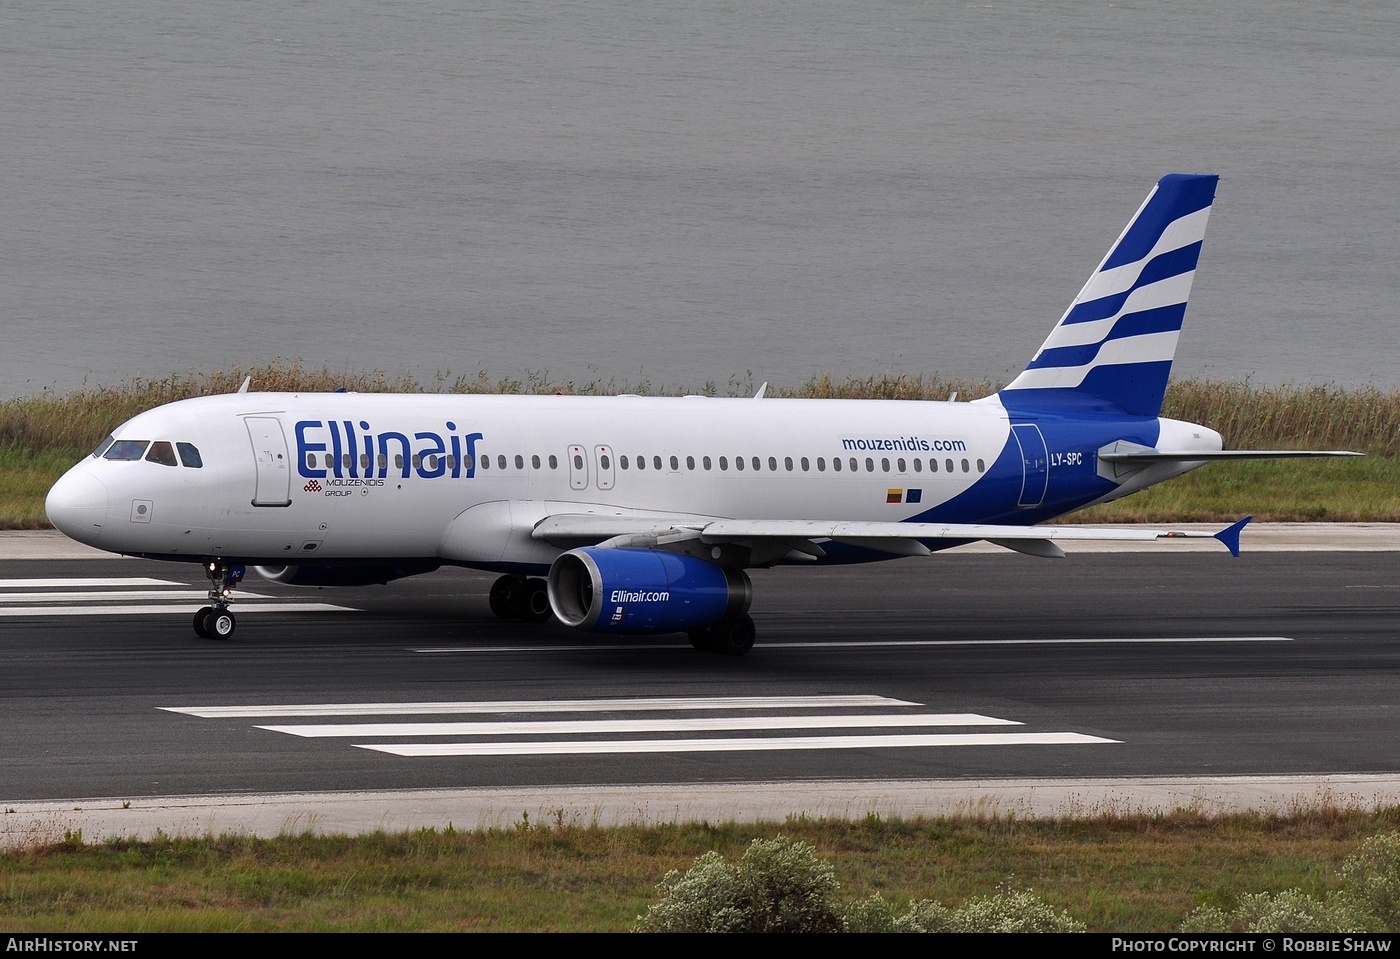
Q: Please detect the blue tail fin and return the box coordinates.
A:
[1000,174,1219,416]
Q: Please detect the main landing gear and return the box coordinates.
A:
[488,573,553,623]
[194,561,245,639]
[688,614,756,657]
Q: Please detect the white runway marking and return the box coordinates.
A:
[0,577,181,588]
[361,732,1118,757]
[164,695,1116,760]
[258,713,1020,738]
[413,636,1294,654]
[770,637,1296,647]
[0,576,358,617]
[0,589,271,602]
[0,602,354,617]
[161,695,916,719]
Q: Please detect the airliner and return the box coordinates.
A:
[45,174,1356,654]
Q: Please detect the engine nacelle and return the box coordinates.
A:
[547,547,751,634]
[252,563,439,587]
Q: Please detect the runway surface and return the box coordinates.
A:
[2,528,1397,841]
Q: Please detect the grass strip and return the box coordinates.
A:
[4,808,1399,932]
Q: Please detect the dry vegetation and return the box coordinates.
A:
[1,363,1395,527]
[3,361,1395,456]
[3,808,1398,932]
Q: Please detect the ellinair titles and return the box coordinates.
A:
[45,174,1357,652]
[295,420,484,481]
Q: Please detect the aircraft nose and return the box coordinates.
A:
[46,467,109,546]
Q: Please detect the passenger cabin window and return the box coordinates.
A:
[145,441,178,467]
[176,443,203,468]
[104,440,149,461]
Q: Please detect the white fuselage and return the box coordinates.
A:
[47,390,1065,570]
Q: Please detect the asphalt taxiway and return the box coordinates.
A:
[2,527,1397,843]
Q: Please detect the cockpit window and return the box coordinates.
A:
[103,440,150,461]
[91,436,116,459]
[145,441,178,467]
[177,442,203,468]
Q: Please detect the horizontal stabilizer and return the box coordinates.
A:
[1100,447,1363,463]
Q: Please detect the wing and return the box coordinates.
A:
[532,513,1253,562]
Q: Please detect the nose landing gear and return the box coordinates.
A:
[194,561,245,639]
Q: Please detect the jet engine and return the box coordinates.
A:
[547,547,750,634]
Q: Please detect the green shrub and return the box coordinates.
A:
[634,836,844,933]
[635,838,1084,934]
[1180,890,1371,933]
[1182,832,1400,933]
[844,890,1082,933]
[1339,831,1400,930]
